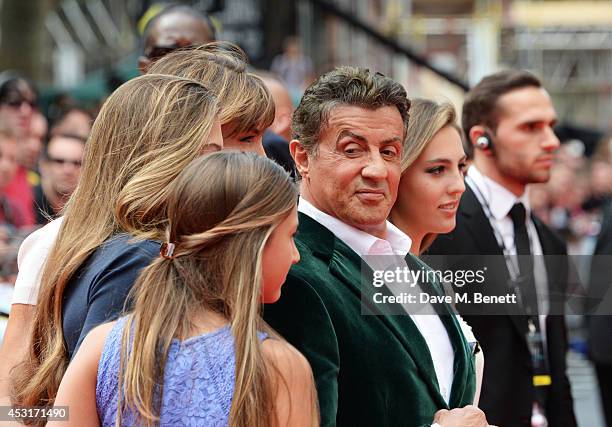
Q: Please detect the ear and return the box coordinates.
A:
[138,56,151,75]
[468,125,486,148]
[290,139,310,178]
[469,125,494,156]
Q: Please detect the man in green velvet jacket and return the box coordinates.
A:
[264,67,487,427]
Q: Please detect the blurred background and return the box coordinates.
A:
[1,0,611,425]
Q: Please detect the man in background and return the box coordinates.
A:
[427,70,577,427]
[34,134,85,224]
[138,4,216,73]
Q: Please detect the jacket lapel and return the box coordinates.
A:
[406,254,475,407]
[461,186,529,338]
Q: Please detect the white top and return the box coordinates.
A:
[11,217,64,305]
[298,198,456,404]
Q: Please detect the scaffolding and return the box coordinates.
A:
[506,25,612,128]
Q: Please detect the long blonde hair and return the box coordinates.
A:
[148,42,275,136]
[118,152,298,427]
[398,98,461,253]
[12,74,219,410]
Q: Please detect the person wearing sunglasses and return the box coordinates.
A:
[34,134,85,224]
[0,75,39,227]
[0,75,38,140]
[138,4,216,73]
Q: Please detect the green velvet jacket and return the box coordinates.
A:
[264,213,476,427]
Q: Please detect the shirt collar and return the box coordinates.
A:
[298,197,411,257]
[467,165,531,220]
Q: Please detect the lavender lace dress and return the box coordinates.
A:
[96,317,266,426]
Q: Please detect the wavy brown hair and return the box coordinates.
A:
[11,74,219,413]
[117,152,299,426]
[291,66,410,155]
[148,42,275,137]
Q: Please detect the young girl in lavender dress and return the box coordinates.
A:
[50,152,318,427]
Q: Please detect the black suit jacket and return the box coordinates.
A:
[426,186,577,427]
[263,130,296,179]
[588,199,612,364]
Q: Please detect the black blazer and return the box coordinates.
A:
[588,199,612,364]
[263,130,296,179]
[426,186,577,427]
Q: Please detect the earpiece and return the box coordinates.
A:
[476,135,490,149]
[475,130,495,152]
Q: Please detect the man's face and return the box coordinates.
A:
[491,86,559,186]
[41,136,84,196]
[297,105,404,238]
[139,12,215,73]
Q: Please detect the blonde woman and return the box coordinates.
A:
[8,74,220,414]
[1,43,276,407]
[389,98,484,406]
[390,98,468,255]
[49,152,318,427]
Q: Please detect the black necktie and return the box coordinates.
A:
[509,203,550,410]
[508,202,538,316]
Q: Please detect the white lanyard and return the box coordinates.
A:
[465,175,523,281]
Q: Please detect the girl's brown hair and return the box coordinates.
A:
[148,42,275,137]
[117,152,299,426]
[11,74,219,411]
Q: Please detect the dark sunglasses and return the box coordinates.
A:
[145,43,196,61]
[48,156,82,168]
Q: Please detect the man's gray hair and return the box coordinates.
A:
[292,66,410,154]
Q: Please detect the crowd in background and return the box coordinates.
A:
[0,76,93,287]
[3,69,612,286]
[0,2,611,427]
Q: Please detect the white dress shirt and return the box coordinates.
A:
[298,198,455,403]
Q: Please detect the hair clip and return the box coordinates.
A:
[160,242,176,259]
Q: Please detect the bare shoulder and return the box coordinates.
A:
[262,339,318,426]
[76,321,117,363]
[262,339,310,368]
[261,339,313,381]
[49,321,115,427]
